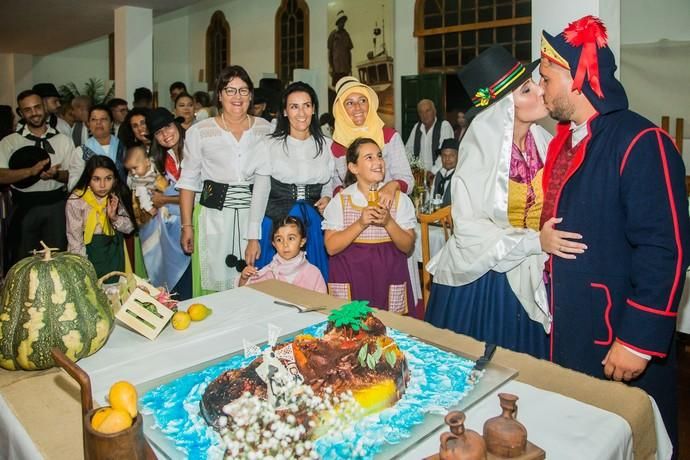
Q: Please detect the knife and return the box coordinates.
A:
[273,300,325,313]
[469,343,497,383]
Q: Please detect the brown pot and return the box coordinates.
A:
[482,393,527,458]
[439,411,487,460]
[84,410,150,460]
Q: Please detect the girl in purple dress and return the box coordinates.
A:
[322,138,417,315]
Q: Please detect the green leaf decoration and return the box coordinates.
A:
[366,354,376,370]
[385,350,397,368]
[372,344,383,362]
[358,344,368,367]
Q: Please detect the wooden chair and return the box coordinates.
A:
[418,205,453,315]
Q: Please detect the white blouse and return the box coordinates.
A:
[176,116,274,192]
[246,135,338,239]
[249,135,336,188]
[321,183,417,231]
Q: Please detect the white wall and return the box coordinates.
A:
[621,0,690,44]
[394,0,417,131]
[154,7,191,108]
[185,0,280,96]
[32,36,109,91]
[174,0,417,130]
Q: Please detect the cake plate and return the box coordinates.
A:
[136,326,516,460]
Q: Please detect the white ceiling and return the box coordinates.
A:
[0,0,204,55]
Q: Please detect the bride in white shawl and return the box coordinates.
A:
[425,46,584,358]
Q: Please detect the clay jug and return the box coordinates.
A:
[439,411,487,460]
[482,393,528,458]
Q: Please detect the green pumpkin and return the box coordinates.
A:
[0,245,114,370]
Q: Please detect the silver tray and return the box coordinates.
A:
[136,327,516,459]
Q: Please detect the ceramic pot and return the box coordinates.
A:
[439,411,487,460]
[482,393,528,458]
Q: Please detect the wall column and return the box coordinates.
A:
[114,6,153,101]
[0,53,33,107]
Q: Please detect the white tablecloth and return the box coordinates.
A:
[413,223,446,263]
[0,286,672,459]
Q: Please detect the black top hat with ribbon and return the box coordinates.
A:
[540,15,628,115]
[32,83,61,99]
[9,145,51,189]
[457,45,538,118]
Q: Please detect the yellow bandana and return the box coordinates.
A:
[78,188,114,245]
[332,77,385,149]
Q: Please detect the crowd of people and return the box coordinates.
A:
[0,15,687,456]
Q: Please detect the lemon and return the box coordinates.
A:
[90,407,111,429]
[187,303,212,321]
[108,381,138,418]
[91,407,133,434]
[172,311,191,330]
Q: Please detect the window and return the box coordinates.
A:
[414,0,531,73]
[206,11,231,89]
[275,0,309,84]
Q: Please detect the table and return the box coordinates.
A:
[0,281,671,459]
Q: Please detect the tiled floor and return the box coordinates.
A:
[678,333,689,460]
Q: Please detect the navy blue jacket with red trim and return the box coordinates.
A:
[545,109,690,371]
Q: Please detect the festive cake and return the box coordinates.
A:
[201,303,409,428]
[140,302,481,459]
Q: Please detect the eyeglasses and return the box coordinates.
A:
[222,86,251,97]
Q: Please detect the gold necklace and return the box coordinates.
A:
[221,112,250,132]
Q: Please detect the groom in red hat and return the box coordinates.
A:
[538,16,689,455]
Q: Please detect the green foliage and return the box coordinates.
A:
[385,350,397,367]
[327,300,373,332]
[58,78,115,105]
[356,342,395,370]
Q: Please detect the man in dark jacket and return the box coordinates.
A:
[539,16,689,456]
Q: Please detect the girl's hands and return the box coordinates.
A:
[106,195,119,221]
[359,204,392,228]
[238,265,258,287]
[358,206,380,228]
[181,226,194,254]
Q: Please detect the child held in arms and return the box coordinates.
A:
[124,145,169,226]
[322,137,417,315]
[66,155,135,279]
[237,215,327,293]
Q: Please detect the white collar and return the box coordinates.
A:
[570,120,589,146]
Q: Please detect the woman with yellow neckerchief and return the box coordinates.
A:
[425,46,585,359]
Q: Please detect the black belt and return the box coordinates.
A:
[265,177,322,221]
[11,188,66,209]
[199,180,252,210]
[199,179,251,273]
